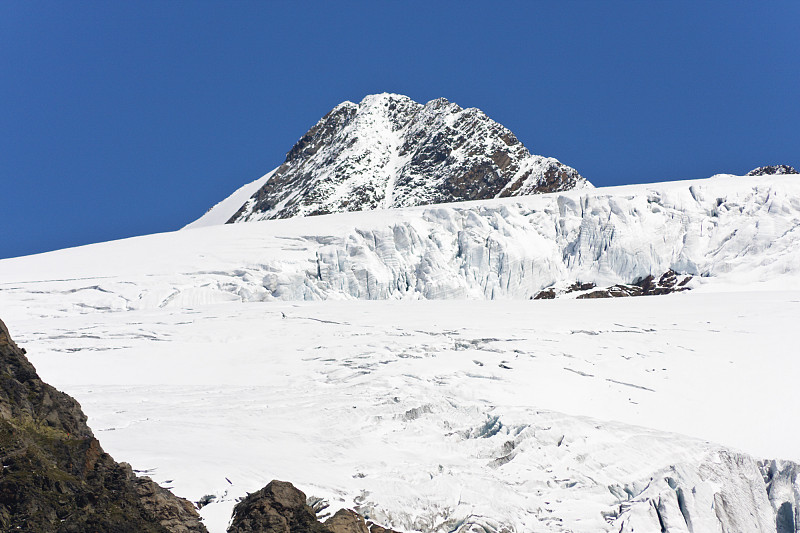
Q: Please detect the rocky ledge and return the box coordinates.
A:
[534,270,692,300]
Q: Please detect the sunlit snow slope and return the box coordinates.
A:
[0,174,799,532]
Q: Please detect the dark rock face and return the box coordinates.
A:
[0,318,207,533]
[577,270,691,299]
[228,480,399,533]
[532,288,557,300]
[228,93,588,223]
[746,165,798,176]
[534,271,691,300]
[227,480,329,533]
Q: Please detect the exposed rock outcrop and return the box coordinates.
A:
[746,165,798,176]
[223,93,589,223]
[227,480,329,533]
[228,480,400,533]
[534,270,692,300]
[577,270,692,299]
[324,508,370,533]
[533,281,596,299]
[0,318,207,533]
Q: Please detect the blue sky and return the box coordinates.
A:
[2,1,798,259]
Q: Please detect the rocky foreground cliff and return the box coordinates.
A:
[0,318,208,532]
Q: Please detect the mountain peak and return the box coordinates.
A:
[359,92,415,105]
[746,164,798,176]
[190,94,590,227]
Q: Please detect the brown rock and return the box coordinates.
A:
[227,480,329,533]
[228,480,402,533]
[533,288,556,299]
[135,472,208,533]
[324,508,369,533]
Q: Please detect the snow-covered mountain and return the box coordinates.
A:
[186,93,590,228]
[1,174,799,532]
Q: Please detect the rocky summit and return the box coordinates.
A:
[223,93,590,223]
[0,318,207,533]
[746,164,798,176]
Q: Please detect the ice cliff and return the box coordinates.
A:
[1,174,798,314]
[200,173,800,303]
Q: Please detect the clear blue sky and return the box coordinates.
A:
[2,1,798,259]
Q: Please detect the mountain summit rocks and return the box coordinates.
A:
[216,93,589,224]
[746,164,798,176]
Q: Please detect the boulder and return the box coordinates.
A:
[228,480,401,533]
[227,480,329,533]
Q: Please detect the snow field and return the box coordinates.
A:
[0,174,798,531]
[0,292,795,531]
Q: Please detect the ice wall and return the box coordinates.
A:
[258,174,800,302]
[0,175,798,314]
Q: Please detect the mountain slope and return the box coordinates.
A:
[186,94,589,229]
[747,164,798,176]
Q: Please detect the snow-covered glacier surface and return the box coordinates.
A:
[1,174,798,311]
[0,174,799,532]
[1,295,798,532]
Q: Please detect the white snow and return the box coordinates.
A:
[1,294,797,532]
[0,174,798,532]
[2,174,798,305]
[184,169,276,229]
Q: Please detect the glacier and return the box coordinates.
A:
[2,174,798,311]
[1,295,798,532]
[0,174,799,532]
